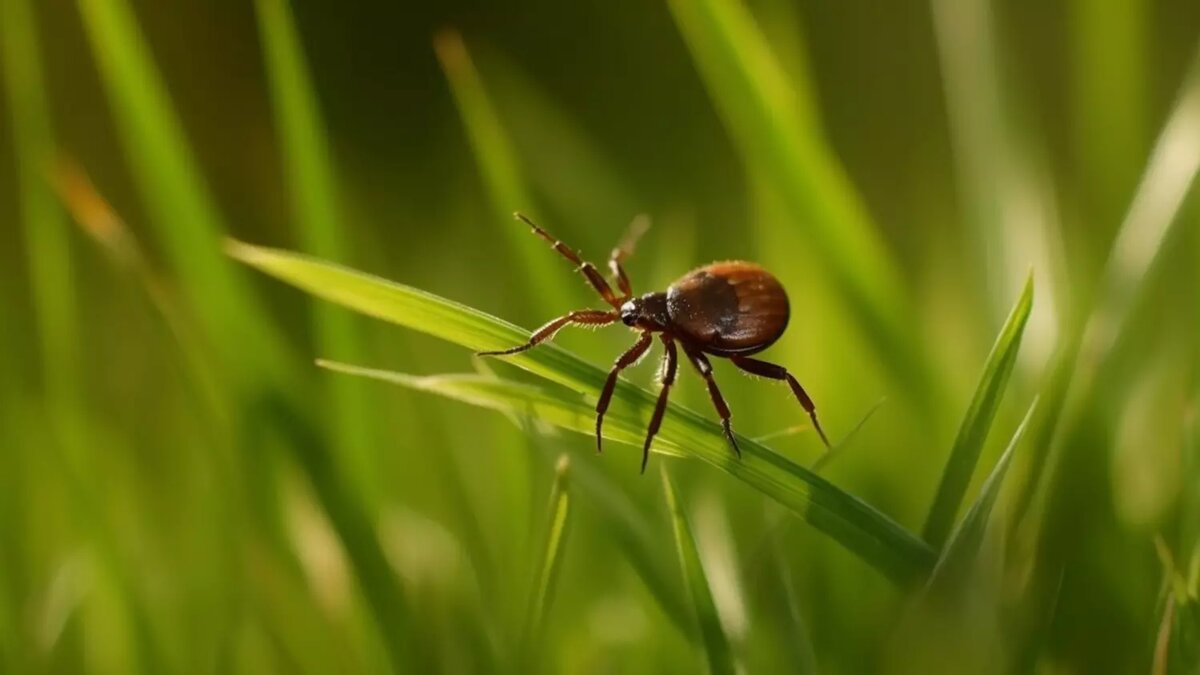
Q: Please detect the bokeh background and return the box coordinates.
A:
[2,0,1199,672]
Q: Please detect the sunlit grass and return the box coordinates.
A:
[3,0,1197,672]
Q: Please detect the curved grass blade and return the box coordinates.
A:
[927,398,1037,593]
[522,456,573,667]
[665,0,934,410]
[923,273,1033,547]
[662,470,736,675]
[254,0,377,498]
[228,242,936,584]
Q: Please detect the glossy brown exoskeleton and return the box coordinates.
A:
[480,213,831,472]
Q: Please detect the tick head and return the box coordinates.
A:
[620,300,639,326]
[620,293,669,331]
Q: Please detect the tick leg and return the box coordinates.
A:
[608,214,649,301]
[477,309,616,356]
[683,345,740,458]
[515,212,621,308]
[641,335,678,473]
[730,356,831,448]
[595,332,654,454]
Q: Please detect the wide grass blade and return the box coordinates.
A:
[254,0,376,498]
[927,399,1037,592]
[662,470,736,675]
[228,241,934,582]
[665,0,933,408]
[522,456,574,665]
[923,273,1033,547]
[76,0,288,382]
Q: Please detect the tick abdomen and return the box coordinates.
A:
[666,261,790,356]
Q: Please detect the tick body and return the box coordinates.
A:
[480,213,831,472]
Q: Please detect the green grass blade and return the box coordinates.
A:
[76,0,288,382]
[434,29,573,312]
[566,459,694,639]
[923,273,1033,547]
[246,394,420,673]
[930,0,1062,328]
[522,456,573,665]
[662,470,736,675]
[1013,47,1200,524]
[228,242,936,583]
[475,48,643,237]
[665,0,933,408]
[505,405,694,639]
[254,0,376,498]
[927,399,1037,592]
[1,0,78,407]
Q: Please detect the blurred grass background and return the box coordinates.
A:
[1,0,1199,673]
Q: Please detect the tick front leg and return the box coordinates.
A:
[595,332,654,454]
[683,345,740,458]
[730,356,831,448]
[476,309,616,356]
[514,212,622,308]
[641,335,678,473]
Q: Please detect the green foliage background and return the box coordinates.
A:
[1,0,1199,673]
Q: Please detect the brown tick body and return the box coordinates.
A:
[480,213,831,472]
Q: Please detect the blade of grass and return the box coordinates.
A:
[1013,46,1200,524]
[474,46,643,236]
[769,523,819,675]
[926,398,1037,593]
[1070,0,1146,264]
[4,3,167,673]
[245,393,421,673]
[228,241,936,583]
[1,0,78,409]
[665,0,935,411]
[503,402,694,639]
[254,0,377,500]
[52,159,228,427]
[522,456,573,667]
[563,458,694,639]
[930,0,1063,336]
[434,28,573,313]
[922,273,1033,547]
[662,470,736,675]
[76,0,289,383]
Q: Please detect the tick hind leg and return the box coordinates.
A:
[514,212,623,308]
[640,335,678,473]
[683,345,741,458]
[595,332,654,454]
[730,356,831,448]
[477,309,616,357]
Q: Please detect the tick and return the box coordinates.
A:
[480,213,831,472]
